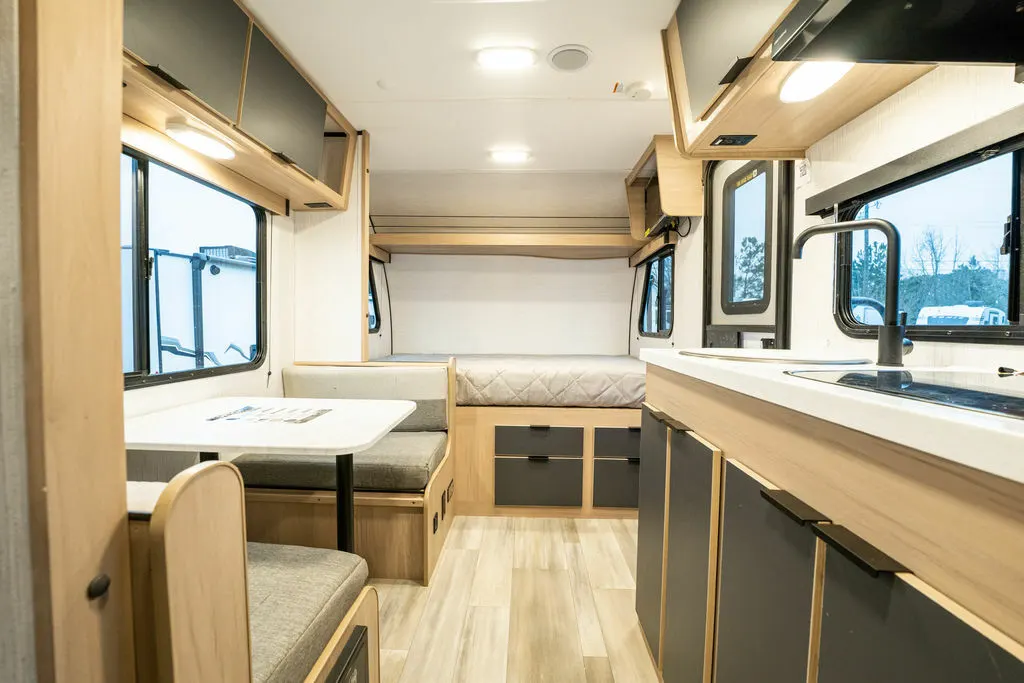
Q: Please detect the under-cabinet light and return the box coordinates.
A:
[779,61,854,103]
[165,122,236,160]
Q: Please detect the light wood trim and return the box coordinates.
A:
[296,360,450,369]
[150,462,251,683]
[423,445,456,584]
[647,365,1024,645]
[129,520,158,681]
[625,184,648,242]
[369,244,392,263]
[629,232,679,268]
[656,425,672,671]
[360,133,371,361]
[625,138,657,187]
[122,114,287,215]
[235,19,253,124]
[806,538,827,683]
[20,0,135,677]
[305,586,381,683]
[456,504,637,520]
[701,436,724,683]
[335,115,359,210]
[356,493,424,508]
[582,427,596,510]
[653,135,704,217]
[370,232,644,260]
[726,457,775,490]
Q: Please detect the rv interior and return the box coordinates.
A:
[5,0,1024,682]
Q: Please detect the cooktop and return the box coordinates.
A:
[787,370,1024,421]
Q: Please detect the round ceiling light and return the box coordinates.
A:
[548,44,591,72]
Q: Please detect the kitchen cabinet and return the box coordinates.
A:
[240,26,328,178]
[494,425,585,507]
[661,429,721,683]
[124,0,251,119]
[636,406,670,662]
[814,525,1024,683]
[624,136,703,241]
[714,461,827,683]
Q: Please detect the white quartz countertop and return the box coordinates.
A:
[641,348,1024,485]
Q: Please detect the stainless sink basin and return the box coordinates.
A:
[678,348,871,365]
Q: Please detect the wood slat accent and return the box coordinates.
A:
[646,365,1024,646]
[361,133,370,361]
[370,233,644,260]
[806,538,827,683]
[19,0,135,677]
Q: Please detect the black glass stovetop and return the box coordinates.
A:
[787,370,1024,420]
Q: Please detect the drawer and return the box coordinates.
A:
[494,456,583,507]
[494,426,584,458]
[594,426,642,459]
[593,458,640,508]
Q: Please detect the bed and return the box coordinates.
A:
[383,354,646,408]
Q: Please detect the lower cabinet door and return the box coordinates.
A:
[714,462,823,683]
[593,459,639,508]
[636,406,670,662]
[661,430,720,683]
[816,528,1024,683]
[494,456,583,507]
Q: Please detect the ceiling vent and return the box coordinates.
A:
[548,45,591,72]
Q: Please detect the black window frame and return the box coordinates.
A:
[122,145,269,389]
[834,136,1024,346]
[721,160,774,315]
[638,248,675,339]
[368,260,382,334]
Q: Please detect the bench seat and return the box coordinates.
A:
[235,432,447,493]
[248,542,369,683]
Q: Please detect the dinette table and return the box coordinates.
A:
[124,396,415,552]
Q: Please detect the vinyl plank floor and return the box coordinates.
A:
[380,649,408,683]
[507,568,587,683]
[583,657,615,683]
[453,607,510,683]
[575,518,635,589]
[564,540,607,657]
[469,517,515,607]
[375,580,430,651]
[513,517,568,570]
[593,588,660,683]
[611,518,639,582]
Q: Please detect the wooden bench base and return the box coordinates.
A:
[245,449,456,585]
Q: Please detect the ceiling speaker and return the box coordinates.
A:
[548,45,591,72]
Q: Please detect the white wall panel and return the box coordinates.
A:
[388,254,634,355]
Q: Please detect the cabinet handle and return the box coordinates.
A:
[812,524,907,578]
[528,425,551,431]
[760,489,830,526]
[527,456,550,463]
[718,57,755,86]
[628,426,642,432]
[145,64,188,91]
[86,574,111,600]
[273,151,298,166]
[627,457,641,465]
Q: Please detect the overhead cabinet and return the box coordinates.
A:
[124,0,250,119]
[625,136,703,242]
[240,27,329,178]
[662,0,933,159]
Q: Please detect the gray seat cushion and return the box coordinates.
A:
[235,432,448,493]
[247,542,368,683]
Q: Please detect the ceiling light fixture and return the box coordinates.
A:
[490,149,531,164]
[164,121,236,160]
[476,47,537,70]
[779,61,855,103]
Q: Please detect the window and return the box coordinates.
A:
[640,251,674,337]
[722,161,773,314]
[837,140,1023,343]
[121,148,266,387]
[368,262,381,333]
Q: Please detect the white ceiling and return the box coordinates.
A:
[243,0,679,175]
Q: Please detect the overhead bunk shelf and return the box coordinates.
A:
[369,232,644,259]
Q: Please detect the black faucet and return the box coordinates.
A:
[793,218,913,367]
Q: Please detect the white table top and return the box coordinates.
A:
[124,396,416,456]
[126,481,168,516]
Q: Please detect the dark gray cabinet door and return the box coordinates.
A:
[674,0,793,118]
[593,459,639,509]
[495,426,584,457]
[661,430,715,683]
[636,406,669,661]
[494,457,583,507]
[240,27,327,177]
[817,541,1024,683]
[124,0,251,118]
[714,463,819,683]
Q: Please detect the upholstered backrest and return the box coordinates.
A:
[283,364,450,431]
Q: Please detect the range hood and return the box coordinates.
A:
[773,0,1024,65]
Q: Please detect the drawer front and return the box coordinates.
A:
[593,459,640,508]
[594,426,642,459]
[495,426,584,458]
[494,457,583,507]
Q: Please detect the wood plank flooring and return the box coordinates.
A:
[374,516,658,683]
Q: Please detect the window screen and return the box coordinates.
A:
[640,251,674,338]
[722,161,773,314]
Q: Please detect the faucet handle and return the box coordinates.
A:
[898,311,908,328]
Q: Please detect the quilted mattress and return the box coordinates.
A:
[383,354,646,408]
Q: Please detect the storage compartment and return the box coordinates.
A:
[494,457,583,507]
[494,426,584,458]
[594,426,642,459]
[240,26,328,177]
[636,406,670,660]
[123,0,250,119]
[593,459,639,509]
[625,136,703,241]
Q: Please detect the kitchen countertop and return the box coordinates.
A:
[640,348,1024,486]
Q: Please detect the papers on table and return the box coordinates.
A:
[206,405,333,425]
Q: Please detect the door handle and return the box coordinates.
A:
[87,574,111,600]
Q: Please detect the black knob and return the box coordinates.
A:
[86,574,111,600]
